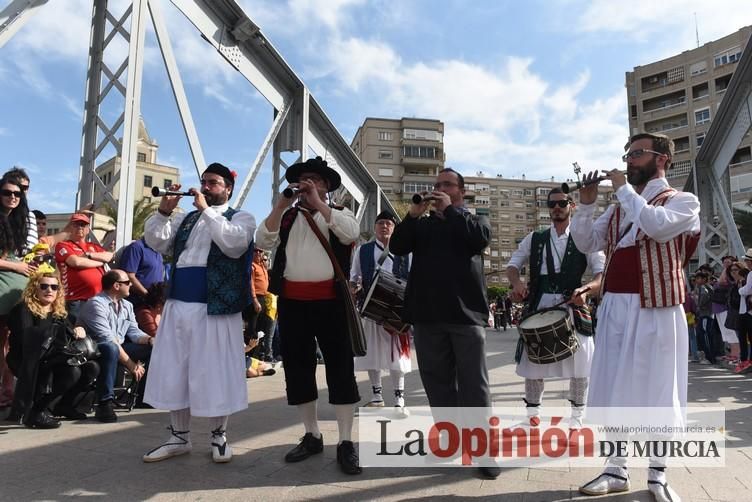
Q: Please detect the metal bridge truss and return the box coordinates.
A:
[0,0,392,248]
[687,32,752,267]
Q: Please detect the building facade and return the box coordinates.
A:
[351,117,613,288]
[626,26,752,206]
[351,117,446,202]
[94,117,180,204]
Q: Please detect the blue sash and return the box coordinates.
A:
[169,267,208,304]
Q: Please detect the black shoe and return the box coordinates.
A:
[285,432,323,462]
[479,466,501,479]
[95,399,118,423]
[336,440,362,475]
[52,404,87,420]
[24,410,61,429]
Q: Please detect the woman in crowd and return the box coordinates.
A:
[0,175,36,408]
[7,270,99,427]
[731,260,752,373]
[135,282,166,338]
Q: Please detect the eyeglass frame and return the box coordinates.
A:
[38,283,60,291]
[621,148,666,162]
[547,200,570,209]
[116,280,132,286]
[1,189,22,198]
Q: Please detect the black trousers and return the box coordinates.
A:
[277,297,359,405]
[35,360,99,411]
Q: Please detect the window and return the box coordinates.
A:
[403,128,442,141]
[630,105,637,118]
[512,190,524,197]
[695,108,710,125]
[403,182,433,193]
[692,83,709,100]
[524,189,534,196]
[163,179,172,188]
[402,145,437,159]
[143,175,152,187]
[137,152,147,162]
[696,132,705,148]
[714,46,742,67]
[378,168,393,177]
[690,61,707,76]
[378,150,393,160]
[377,131,393,141]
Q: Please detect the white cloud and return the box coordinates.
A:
[578,1,752,49]
[0,127,8,136]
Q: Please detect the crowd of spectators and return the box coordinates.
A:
[0,166,285,429]
[686,253,752,373]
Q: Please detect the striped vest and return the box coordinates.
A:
[603,188,699,308]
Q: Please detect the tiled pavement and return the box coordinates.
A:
[1,327,750,501]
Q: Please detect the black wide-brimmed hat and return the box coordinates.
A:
[375,210,397,224]
[285,156,341,191]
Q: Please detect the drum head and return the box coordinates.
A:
[519,308,568,329]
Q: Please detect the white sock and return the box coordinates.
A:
[297,400,320,438]
[368,370,383,401]
[335,404,354,443]
[524,378,544,405]
[170,408,191,434]
[209,416,228,433]
[391,370,406,407]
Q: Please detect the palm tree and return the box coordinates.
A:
[99,197,159,240]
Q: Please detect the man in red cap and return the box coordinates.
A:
[54,212,113,323]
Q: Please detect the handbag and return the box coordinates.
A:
[299,208,367,357]
[48,323,99,367]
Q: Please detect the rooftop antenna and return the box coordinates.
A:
[694,12,700,48]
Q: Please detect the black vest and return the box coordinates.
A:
[268,206,352,296]
[527,228,587,312]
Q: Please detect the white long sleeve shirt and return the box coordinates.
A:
[143,203,256,268]
[570,177,700,254]
[255,207,360,282]
[507,224,605,276]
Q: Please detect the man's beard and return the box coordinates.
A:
[202,191,228,206]
[550,209,570,222]
[627,157,658,186]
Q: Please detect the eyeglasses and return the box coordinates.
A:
[1,189,22,198]
[621,149,665,162]
[547,200,570,208]
[116,280,131,286]
[38,283,60,291]
[19,184,29,192]
[433,181,458,189]
[200,179,225,187]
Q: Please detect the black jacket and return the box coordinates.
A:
[390,205,491,326]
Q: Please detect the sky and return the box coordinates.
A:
[1,0,752,222]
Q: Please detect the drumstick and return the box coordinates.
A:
[549,286,592,309]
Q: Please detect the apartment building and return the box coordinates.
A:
[626,26,752,205]
[351,117,613,287]
[350,117,446,202]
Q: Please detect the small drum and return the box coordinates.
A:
[359,270,409,333]
[518,308,578,364]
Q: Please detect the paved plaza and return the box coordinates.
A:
[1,327,750,501]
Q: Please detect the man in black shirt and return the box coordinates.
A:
[390,168,498,479]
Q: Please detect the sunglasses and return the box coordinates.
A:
[19,184,29,192]
[39,283,60,291]
[117,280,131,286]
[1,189,22,198]
[547,200,570,208]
